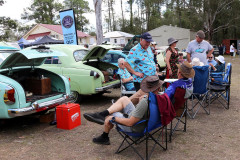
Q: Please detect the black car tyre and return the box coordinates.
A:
[71,91,82,103]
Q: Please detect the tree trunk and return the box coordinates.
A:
[121,0,124,28]
[93,0,103,45]
[129,0,133,32]
[108,0,111,31]
[111,0,115,31]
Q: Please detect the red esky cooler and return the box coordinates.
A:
[56,103,81,130]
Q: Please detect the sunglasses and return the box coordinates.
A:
[209,57,213,59]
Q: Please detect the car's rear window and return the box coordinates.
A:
[0,51,15,65]
[73,50,89,62]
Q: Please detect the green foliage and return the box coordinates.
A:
[63,0,91,31]
[21,0,63,24]
[0,17,18,41]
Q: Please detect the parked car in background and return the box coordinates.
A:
[40,44,120,103]
[101,50,127,66]
[212,45,219,55]
[0,46,73,119]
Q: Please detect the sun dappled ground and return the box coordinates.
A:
[0,55,239,160]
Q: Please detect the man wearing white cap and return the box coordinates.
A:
[186,30,214,65]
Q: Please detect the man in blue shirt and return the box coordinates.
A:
[207,54,217,66]
[165,61,195,101]
[117,58,135,91]
[124,32,156,91]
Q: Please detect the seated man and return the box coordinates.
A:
[207,54,217,66]
[117,58,135,91]
[131,61,194,104]
[83,75,164,145]
[165,61,195,101]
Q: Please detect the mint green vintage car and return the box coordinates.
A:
[40,44,120,103]
[0,46,73,119]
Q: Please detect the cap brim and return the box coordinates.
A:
[145,39,154,42]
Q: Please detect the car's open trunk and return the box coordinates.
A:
[1,68,66,103]
[84,61,119,83]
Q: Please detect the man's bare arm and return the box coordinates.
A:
[207,48,214,58]
[187,53,191,63]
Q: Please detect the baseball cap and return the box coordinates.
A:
[197,30,205,39]
[140,32,154,42]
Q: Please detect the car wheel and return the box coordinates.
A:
[71,91,82,103]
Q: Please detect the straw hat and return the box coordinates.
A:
[215,55,225,64]
[140,75,164,93]
[191,58,204,66]
[176,61,195,78]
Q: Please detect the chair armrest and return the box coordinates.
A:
[109,119,148,126]
[123,81,133,85]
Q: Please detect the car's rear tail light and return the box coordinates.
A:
[94,72,100,79]
[4,86,15,105]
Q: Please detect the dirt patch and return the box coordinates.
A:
[0,55,239,160]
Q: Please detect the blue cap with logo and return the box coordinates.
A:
[140,32,154,42]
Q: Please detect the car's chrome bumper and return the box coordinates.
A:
[95,81,120,92]
[8,95,74,117]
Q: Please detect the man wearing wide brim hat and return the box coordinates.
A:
[186,30,214,66]
[165,61,195,101]
[83,75,164,145]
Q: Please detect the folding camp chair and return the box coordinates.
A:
[208,63,232,109]
[120,80,136,97]
[117,74,136,97]
[169,87,188,142]
[111,92,167,160]
[187,65,210,119]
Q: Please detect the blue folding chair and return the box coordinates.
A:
[187,65,210,119]
[208,63,232,109]
[111,92,167,160]
[210,62,226,84]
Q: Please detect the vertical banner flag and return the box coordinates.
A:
[59,9,78,45]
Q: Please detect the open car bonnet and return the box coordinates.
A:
[82,45,119,61]
[0,46,68,69]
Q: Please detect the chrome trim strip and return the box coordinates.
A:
[8,96,74,117]
[95,81,120,92]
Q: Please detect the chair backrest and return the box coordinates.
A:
[144,92,162,132]
[172,87,187,111]
[223,63,232,84]
[193,65,209,94]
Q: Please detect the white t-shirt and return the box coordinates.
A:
[230,45,235,52]
[186,40,213,65]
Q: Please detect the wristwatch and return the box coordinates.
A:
[111,116,116,122]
